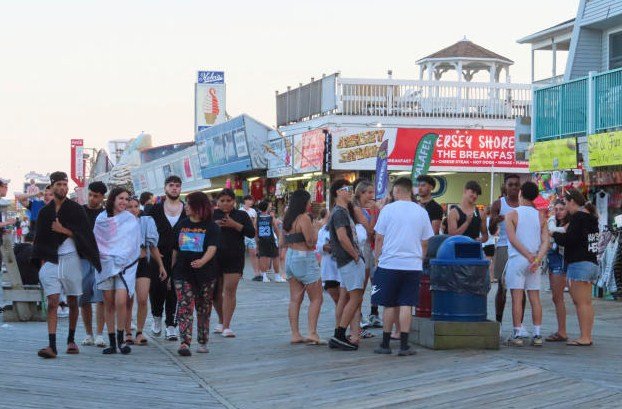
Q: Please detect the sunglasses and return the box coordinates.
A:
[338,186,353,193]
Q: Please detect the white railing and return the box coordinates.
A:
[336,78,532,119]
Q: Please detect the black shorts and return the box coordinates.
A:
[257,239,278,258]
[483,244,495,258]
[138,257,157,279]
[371,267,420,307]
[323,280,340,290]
[218,253,245,274]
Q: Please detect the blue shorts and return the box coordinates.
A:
[371,267,420,307]
[566,261,599,283]
[547,250,566,276]
[338,259,366,291]
[79,259,103,306]
[285,249,321,285]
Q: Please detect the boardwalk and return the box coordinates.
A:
[2,264,622,409]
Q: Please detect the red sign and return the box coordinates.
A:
[70,139,85,187]
[295,129,325,172]
[388,128,527,172]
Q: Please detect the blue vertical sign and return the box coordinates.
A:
[374,139,389,200]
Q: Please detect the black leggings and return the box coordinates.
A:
[149,256,177,327]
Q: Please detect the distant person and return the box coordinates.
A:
[241,195,261,281]
[26,178,40,196]
[447,181,488,243]
[139,191,154,215]
[18,189,47,232]
[505,181,549,347]
[256,200,285,282]
[32,172,101,359]
[416,175,443,235]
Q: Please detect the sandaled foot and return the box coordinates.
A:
[135,332,148,345]
[305,335,327,346]
[545,332,568,342]
[197,344,209,353]
[66,342,80,354]
[567,339,593,346]
[177,343,192,356]
[119,344,132,355]
[290,336,306,344]
[37,346,57,359]
[124,335,134,345]
[360,329,375,339]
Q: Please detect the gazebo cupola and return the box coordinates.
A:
[417,37,514,83]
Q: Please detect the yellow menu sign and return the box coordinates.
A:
[529,138,577,172]
[588,130,622,167]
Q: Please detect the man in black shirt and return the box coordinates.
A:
[416,175,443,235]
[80,181,107,347]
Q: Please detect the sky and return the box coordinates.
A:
[0,0,580,198]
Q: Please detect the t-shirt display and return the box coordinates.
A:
[173,219,220,282]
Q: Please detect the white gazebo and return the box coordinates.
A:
[417,37,514,83]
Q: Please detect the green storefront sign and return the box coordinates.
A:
[588,130,622,167]
[529,138,577,172]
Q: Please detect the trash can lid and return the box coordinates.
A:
[434,235,485,261]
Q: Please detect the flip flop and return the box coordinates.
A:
[290,339,307,344]
[135,332,148,345]
[306,339,328,346]
[566,340,593,346]
[37,346,57,359]
[545,332,568,342]
[66,342,80,354]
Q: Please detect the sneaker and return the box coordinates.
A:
[368,314,383,328]
[57,306,69,318]
[197,344,209,354]
[397,346,417,356]
[222,329,236,338]
[328,337,358,351]
[151,316,163,336]
[532,335,544,347]
[119,344,131,355]
[374,345,392,355]
[507,336,524,347]
[82,335,95,346]
[274,274,287,283]
[213,324,224,334]
[94,335,107,347]
[262,273,270,283]
[165,326,178,341]
[360,316,371,329]
[252,275,262,282]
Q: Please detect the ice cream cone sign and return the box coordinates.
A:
[204,88,220,124]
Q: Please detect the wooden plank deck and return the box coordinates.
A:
[2,263,622,408]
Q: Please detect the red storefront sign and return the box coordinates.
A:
[295,129,325,172]
[388,128,527,172]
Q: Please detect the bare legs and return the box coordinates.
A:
[248,247,260,278]
[289,279,305,342]
[569,281,594,344]
[134,277,151,342]
[288,279,323,343]
[81,302,105,337]
[222,273,241,330]
[103,289,128,336]
[510,289,541,330]
[549,273,567,338]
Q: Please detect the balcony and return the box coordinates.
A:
[534,67,622,141]
[336,78,531,120]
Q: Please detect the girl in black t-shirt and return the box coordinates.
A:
[171,192,220,356]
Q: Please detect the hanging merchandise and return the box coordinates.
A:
[226,178,232,189]
[306,180,317,200]
[595,190,610,230]
[275,180,285,199]
[251,178,265,201]
[233,177,244,197]
[315,180,324,203]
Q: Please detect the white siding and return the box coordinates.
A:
[570,27,604,78]
[582,0,622,26]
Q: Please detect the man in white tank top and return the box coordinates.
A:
[504,181,549,347]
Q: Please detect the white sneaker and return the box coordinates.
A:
[262,273,270,283]
[165,326,178,341]
[57,306,69,318]
[151,316,162,336]
[222,328,236,338]
[274,274,287,283]
[95,334,107,347]
[82,335,94,346]
[213,324,224,334]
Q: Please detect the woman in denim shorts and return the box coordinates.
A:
[282,190,323,345]
[552,189,600,346]
[546,200,569,342]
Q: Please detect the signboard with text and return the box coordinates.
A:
[588,130,622,167]
[529,138,577,172]
[195,71,226,134]
[293,129,325,173]
[70,139,85,187]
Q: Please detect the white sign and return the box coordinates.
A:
[195,71,226,134]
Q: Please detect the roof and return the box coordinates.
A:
[517,18,575,44]
[417,39,513,64]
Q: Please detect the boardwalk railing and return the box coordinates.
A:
[534,67,622,141]
[336,78,532,120]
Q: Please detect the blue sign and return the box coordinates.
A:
[374,139,389,200]
[196,116,252,178]
[197,71,225,84]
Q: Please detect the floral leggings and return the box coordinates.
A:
[174,278,216,346]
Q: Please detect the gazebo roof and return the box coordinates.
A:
[417,38,514,64]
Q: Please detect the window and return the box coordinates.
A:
[610,31,622,69]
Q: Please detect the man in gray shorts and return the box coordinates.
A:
[32,172,101,359]
[328,179,365,351]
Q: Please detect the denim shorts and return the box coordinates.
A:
[547,250,566,276]
[338,259,366,291]
[79,259,103,306]
[285,249,321,285]
[566,261,599,283]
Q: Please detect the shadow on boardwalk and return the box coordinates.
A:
[2,266,622,409]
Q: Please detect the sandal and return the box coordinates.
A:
[360,329,375,339]
[177,343,192,357]
[135,331,148,345]
[66,342,80,354]
[545,332,568,342]
[125,332,134,345]
[37,346,57,359]
[567,339,593,346]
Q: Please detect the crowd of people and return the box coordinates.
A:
[0,169,602,359]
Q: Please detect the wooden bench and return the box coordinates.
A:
[1,232,45,321]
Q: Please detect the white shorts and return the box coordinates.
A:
[97,257,137,296]
[39,252,83,297]
[504,255,541,291]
